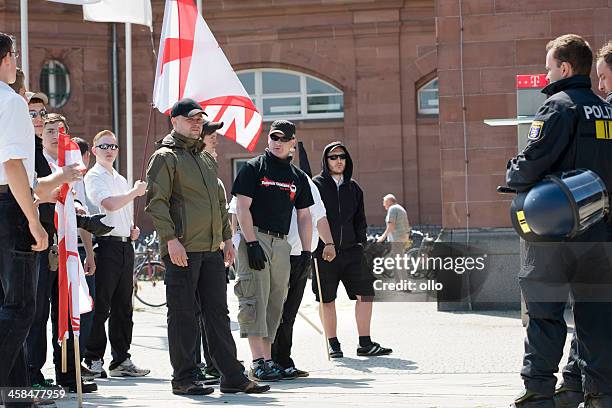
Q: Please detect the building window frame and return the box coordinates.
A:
[233,158,251,180]
[237,68,344,122]
[417,77,439,116]
[40,60,71,108]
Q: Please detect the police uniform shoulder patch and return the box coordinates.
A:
[528,121,544,141]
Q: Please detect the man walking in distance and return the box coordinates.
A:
[232,119,314,382]
[313,141,393,358]
[0,31,48,400]
[84,130,150,379]
[377,194,411,283]
[146,98,269,395]
[271,146,336,378]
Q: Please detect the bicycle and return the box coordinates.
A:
[405,229,439,280]
[133,232,167,308]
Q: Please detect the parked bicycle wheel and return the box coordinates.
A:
[133,260,167,307]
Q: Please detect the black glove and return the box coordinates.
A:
[246,241,267,270]
[76,213,114,236]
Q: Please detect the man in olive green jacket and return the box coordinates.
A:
[145,98,269,396]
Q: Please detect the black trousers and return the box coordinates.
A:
[195,302,214,368]
[163,251,246,388]
[0,192,38,408]
[25,249,51,385]
[84,240,134,368]
[50,269,78,386]
[272,255,310,369]
[561,331,582,391]
[519,225,612,397]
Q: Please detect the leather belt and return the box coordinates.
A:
[256,227,286,239]
[96,236,131,243]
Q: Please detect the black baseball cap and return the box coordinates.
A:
[171,98,205,118]
[202,119,224,136]
[269,120,296,139]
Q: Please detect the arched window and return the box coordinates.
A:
[40,60,71,108]
[237,69,343,121]
[417,78,438,116]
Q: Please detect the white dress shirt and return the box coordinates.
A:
[84,162,133,238]
[0,82,36,187]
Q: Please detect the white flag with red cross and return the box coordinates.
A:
[54,129,93,343]
[153,0,262,151]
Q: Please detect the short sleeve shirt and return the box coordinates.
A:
[386,204,410,242]
[287,177,326,255]
[231,149,314,235]
[0,82,35,187]
[85,162,133,238]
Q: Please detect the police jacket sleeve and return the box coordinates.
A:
[218,179,232,242]
[145,152,177,243]
[353,181,368,243]
[506,104,574,192]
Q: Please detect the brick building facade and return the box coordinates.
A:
[3,0,611,234]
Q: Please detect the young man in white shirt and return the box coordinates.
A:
[84,130,150,378]
[271,156,336,378]
[0,32,48,397]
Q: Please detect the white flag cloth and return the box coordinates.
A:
[153,0,262,151]
[83,0,152,28]
[54,130,93,342]
[48,0,101,4]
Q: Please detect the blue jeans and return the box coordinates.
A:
[0,192,38,399]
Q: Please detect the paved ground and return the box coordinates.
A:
[31,280,575,408]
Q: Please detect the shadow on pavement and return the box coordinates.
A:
[270,376,374,390]
[331,356,418,373]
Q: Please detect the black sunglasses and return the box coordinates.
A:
[269,133,293,143]
[96,143,119,151]
[327,154,347,161]
[29,110,47,119]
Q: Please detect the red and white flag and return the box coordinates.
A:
[54,129,93,343]
[153,0,262,151]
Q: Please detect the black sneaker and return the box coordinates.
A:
[270,362,297,380]
[59,381,98,394]
[194,368,220,386]
[284,366,309,378]
[204,366,221,379]
[248,360,281,382]
[328,343,343,358]
[357,342,393,357]
[172,382,214,396]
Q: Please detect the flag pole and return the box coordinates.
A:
[61,338,67,373]
[125,22,134,186]
[74,335,83,407]
[19,0,29,89]
[314,259,330,361]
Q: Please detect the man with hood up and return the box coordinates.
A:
[312,141,392,358]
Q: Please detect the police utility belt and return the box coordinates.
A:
[500,169,609,242]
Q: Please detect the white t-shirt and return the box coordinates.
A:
[84,162,133,238]
[287,177,326,256]
[228,195,241,249]
[0,82,35,187]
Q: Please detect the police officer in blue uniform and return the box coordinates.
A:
[507,34,612,408]
[553,40,612,408]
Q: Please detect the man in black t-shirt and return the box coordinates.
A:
[232,120,313,382]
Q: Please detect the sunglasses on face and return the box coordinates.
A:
[269,133,293,143]
[96,143,119,151]
[327,154,347,161]
[29,110,47,119]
